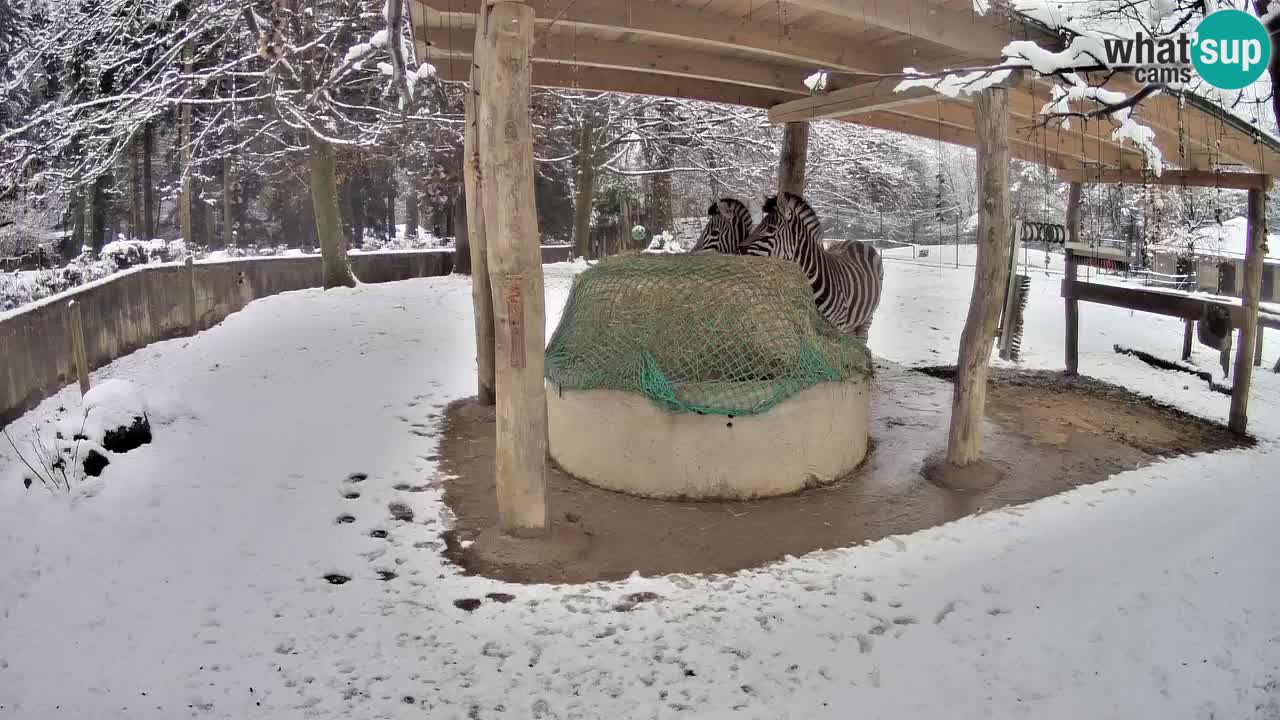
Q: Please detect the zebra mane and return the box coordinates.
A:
[775,192,817,221]
[711,197,750,218]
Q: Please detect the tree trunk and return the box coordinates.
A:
[453,189,470,272]
[387,182,397,241]
[649,172,672,234]
[142,121,155,242]
[777,121,810,195]
[179,43,195,247]
[349,172,365,247]
[84,175,109,254]
[945,87,1010,466]
[223,157,239,248]
[572,117,595,259]
[1229,188,1266,434]
[308,133,356,288]
[464,45,494,400]
[405,187,420,242]
[478,0,547,536]
[127,132,141,239]
[620,191,632,250]
[68,187,83,252]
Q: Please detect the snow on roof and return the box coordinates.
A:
[989,0,1280,153]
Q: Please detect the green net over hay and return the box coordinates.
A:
[545,253,872,416]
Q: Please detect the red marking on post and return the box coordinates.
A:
[507,275,524,368]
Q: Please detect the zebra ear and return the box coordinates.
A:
[707,201,720,216]
[761,195,778,215]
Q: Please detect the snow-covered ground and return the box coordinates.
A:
[2,253,1279,719]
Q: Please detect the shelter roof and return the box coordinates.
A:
[407,0,1280,173]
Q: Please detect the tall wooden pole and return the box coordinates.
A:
[777,121,810,195]
[945,87,1010,466]
[464,12,496,405]
[1064,182,1082,374]
[66,300,90,396]
[478,0,547,535]
[1228,185,1267,434]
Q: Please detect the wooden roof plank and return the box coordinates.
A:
[406,0,1280,173]
[432,59,794,109]
[414,0,906,73]
[782,0,1019,57]
[422,15,814,95]
[1060,168,1273,189]
[769,81,941,123]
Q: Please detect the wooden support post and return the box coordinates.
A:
[1064,182,1082,375]
[66,300,90,396]
[478,0,547,536]
[777,121,810,195]
[1182,319,1194,361]
[945,87,1010,467]
[1255,326,1264,367]
[185,255,198,332]
[465,3,496,406]
[1229,186,1266,434]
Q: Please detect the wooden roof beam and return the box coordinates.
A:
[768,81,941,123]
[433,60,795,110]
[1060,168,1273,189]
[853,111,1086,170]
[422,17,815,96]
[887,100,1141,168]
[411,0,907,74]
[768,70,1031,124]
[784,0,1032,58]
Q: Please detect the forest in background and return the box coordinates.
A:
[0,0,1272,274]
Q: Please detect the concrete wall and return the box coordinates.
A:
[1,246,573,428]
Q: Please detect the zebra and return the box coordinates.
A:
[690,198,754,254]
[740,192,883,340]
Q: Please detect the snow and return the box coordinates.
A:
[2,257,1279,718]
[895,68,1012,99]
[70,379,147,445]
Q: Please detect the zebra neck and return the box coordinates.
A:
[797,237,831,291]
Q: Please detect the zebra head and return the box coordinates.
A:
[690,198,753,254]
[740,192,818,259]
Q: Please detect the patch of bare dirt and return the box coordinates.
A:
[437,363,1246,584]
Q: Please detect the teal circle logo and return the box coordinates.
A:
[1193,9,1272,90]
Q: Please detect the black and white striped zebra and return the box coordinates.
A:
[740,192,883,339]
[690,198,754,254]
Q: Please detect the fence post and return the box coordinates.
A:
[1182,319,1194,361]
[1064,182,1082,375]
[1256,326,1265,367]
[66,299,90,396]
[185,255,197,332]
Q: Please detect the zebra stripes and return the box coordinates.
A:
[740,192,883,339]
[690,198,754,255]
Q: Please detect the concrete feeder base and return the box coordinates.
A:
[546,379,871,500]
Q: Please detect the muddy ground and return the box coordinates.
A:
[437,363,1245,584]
